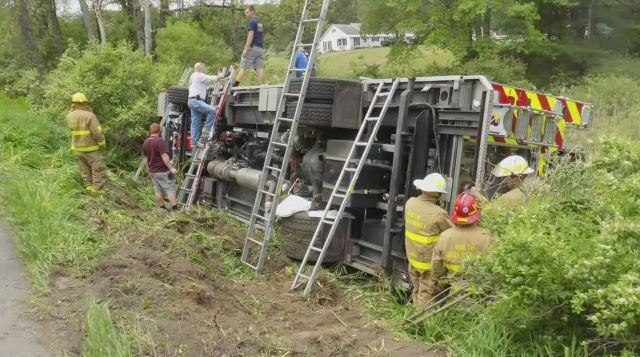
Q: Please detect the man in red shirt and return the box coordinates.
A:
[143,123,179,211]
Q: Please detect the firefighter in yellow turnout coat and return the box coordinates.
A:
[404,173,452,306]
[431,192,491,294]
[492,155,534,207]
[65,93,107,194]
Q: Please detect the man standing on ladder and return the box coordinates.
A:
[188,63,227,145]
[234,5,265,86]
[404,173,452,306]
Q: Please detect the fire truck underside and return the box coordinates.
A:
[161,75,590,280]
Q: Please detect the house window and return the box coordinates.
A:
[372,36,380,42]
[337,38,347,47]
[352,37,361,47]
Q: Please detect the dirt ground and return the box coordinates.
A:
[36,191,443,356]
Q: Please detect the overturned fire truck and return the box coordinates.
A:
[158,75,591,284]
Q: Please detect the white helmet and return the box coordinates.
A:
[492,155,534,177]
[413,173,448,193]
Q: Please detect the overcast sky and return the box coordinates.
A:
[58,0,275,16]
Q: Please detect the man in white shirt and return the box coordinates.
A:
[188,63,226,144]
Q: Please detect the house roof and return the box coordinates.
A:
[333,24,361,36]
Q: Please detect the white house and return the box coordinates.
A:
[318,23,397,53]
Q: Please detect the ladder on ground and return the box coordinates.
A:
[291,78,400,296]
[241,0,332,272]
[176,66,236,209]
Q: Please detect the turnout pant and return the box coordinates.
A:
[75,151,106,189]
[408,266,436,306]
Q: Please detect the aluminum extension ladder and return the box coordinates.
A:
[176,66,236,209]
[291,78,400,296]
[241,0,332,272]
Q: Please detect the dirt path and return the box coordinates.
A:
[0,220,51,356]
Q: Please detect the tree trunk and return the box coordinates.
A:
[133,0,145,49]
[79,0,98,40]
[93,0,107,44]
[45,0,64,55]
[159,0,169,28]
[143,0,152,56]
[15,0,42,65]
[585,0,595,41]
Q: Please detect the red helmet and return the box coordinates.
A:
[451,192,480,225]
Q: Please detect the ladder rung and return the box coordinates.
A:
[253,214,269,221]
[297,273,310,281]
[321,219,336,225]
[272,141,288,147]
[259,189,276,197]
[310,246,323,252]
[248,237,264,246]
[289,68,307,72]
[277,117,295,123]
[365,117,380,121]
[284,92,301,97]
[297,43,313,48]
[355,142,368,146]
[265,165,282,172]
[344,168,356,172]
[303,18,320,22]
[377,92,391,97]
[333,193,346,198]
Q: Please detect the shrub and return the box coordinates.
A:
[32,42,159,155]
[462,139,640,353]
[155,21,233,69]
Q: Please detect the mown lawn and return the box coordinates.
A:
[251,46,455,84]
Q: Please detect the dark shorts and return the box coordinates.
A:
[241,47,264,70]
[150,172,176,196]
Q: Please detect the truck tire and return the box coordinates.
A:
[286,102,332,127]
[289,78,338,102]
[168,86,189,106]
[280,212,343,263]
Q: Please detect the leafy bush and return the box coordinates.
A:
[461,139,640,353]
[155,21,233,69]
[31,42,159,154]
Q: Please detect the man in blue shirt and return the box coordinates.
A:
[235,5,265,86]
[294,47,308,78]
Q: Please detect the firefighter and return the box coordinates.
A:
[430,192,491,294]
[492,155,534,206]
[65,93,107,194]
[404,173,453,306]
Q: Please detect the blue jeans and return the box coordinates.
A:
[188,98,216,144]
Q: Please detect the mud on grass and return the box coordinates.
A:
[38,199,441,356]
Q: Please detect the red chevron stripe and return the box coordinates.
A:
[538,94,551,111]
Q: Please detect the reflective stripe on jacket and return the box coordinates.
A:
[431,225,491,285]
[65,108,106,152]
[404,195,452,272]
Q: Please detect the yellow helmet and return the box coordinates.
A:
[71,92,88,103]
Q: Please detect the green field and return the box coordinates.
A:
[253,46,455,85]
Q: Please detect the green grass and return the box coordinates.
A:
[0,97,110,292]
[241,46,455,85]
[83,302,133,357]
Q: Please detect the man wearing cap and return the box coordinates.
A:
[404,173,453,306]
[492,154,534,207]
[65,92,107,194]
[188,62,227,145]
[430,192,491,296]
